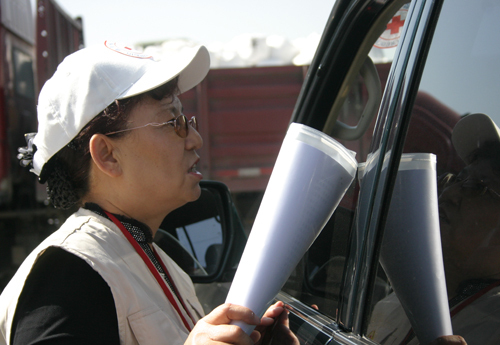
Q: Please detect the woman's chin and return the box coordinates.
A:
[186,184,202,202]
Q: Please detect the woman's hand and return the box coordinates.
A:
[184,303,266,345]
[255,301,299,345]
[258,301,286,327]
[429,335,467,345]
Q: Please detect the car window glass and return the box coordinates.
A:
[366,1,500,344]
[281,2,410,320]
[155,186,226,277]
[175,218,223,272]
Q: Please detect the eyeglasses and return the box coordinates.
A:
[439,172,500,200]
[104,115,198,138]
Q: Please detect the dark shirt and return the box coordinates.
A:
[11,204,161,344]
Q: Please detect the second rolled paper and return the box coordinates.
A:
[380,153,452,344]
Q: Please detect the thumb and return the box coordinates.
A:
[203,303,260,326]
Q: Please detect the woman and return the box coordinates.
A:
[0,41,283,345]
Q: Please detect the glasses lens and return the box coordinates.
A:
[175,115,188,138]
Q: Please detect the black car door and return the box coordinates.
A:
[276,0,500,344]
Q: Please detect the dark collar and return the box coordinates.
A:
[83,202,154,244]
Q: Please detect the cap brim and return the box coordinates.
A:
[117,45,210,99]
[452,113,500,164]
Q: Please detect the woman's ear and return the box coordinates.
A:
[89,134,122,177]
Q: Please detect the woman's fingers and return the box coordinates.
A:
[254,301,285,335]
[261,301,285,322]
[203,303,261,326]
[250,330,262,343]
[192,323,254,345]
[187,302,294,345]
[185,303,260,345]
[187,322,253,345]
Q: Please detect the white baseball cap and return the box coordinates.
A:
[31,41,210,180]
[452,113,500,164]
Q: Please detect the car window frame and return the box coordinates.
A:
[340,0,446,336]
[283,0,448,342]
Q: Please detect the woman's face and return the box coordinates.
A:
[111,95,203,220]
[439,159,500,282]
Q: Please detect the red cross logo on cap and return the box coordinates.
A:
[386,15,405,35]
[373,5,408,49]
[104,41,153,59]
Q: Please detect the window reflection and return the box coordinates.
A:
[175,217,223,273]
[367,0,500,344]
[155,187,225,277]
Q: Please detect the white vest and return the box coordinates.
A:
[0,208,204,345]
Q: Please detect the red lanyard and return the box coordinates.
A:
[449,280,500,317]
[104,211,194,332]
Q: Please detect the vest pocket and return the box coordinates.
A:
[128,306,188,345]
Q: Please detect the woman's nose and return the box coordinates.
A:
[185,125,203,151]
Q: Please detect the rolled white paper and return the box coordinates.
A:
[380,153,452,345]
[225,123,357,334]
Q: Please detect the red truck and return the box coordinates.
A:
[179,61,462,233]
[179,65,308,231]
[0,0,82,287]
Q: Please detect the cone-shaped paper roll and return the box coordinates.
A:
[225,123,358,334]
[380,153,452,345]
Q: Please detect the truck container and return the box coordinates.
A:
[0,0,83,289]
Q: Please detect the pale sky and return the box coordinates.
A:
[36,0,335,48]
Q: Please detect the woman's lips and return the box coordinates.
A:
[188,160,203,179]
